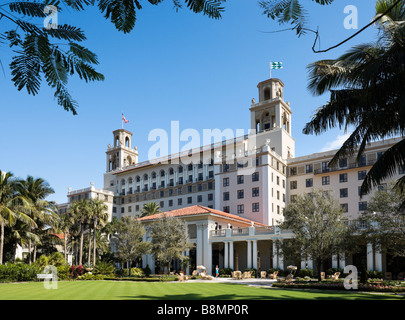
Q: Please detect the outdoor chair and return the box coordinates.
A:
[269,271,278,279]
[176,273,185,282]
[192,270,198,277]
[331,272,340,280]
[260,271,267,279]
[320,272,325,281]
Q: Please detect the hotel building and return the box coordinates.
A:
[57,75,404,277]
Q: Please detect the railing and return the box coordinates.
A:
[232,228,249,236]
[254,226,275,235]
[210,230,226,237]
[314,160,376,175]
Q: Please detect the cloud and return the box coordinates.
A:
[320,133,352,152]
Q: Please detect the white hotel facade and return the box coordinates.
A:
[59,76,404,277]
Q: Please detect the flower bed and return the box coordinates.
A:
[272,278,405,293]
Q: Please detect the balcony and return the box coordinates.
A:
[314,160,376,175]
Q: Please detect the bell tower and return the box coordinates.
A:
[249,77,294,159]
[106,129,139,172]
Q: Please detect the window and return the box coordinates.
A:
[187,197,192,204]
[198,173,203,181]
[290,167,297,176]
[188,164,193,171]
[339,158,348,168]
[223,206,230,213]
[223,164,230,172]
[276,176,280,185]
[237,204,244,214]
[306,178,313,188]
[237,190,244,199]
[223,177,229,187]
[197,184,202,191]
[121,207,125,214]
[358,170,367,180]
[169,168,174,175]
[208,193,213,201]
[322,176,330,185]
[209,171,214,178]
[252,203,259,212]
[178,166,183,173]
[197,195,203,203]
[359,155,366,166]
[341,203,348,213]
[340,188,348,198]
[252,187,259,197]
[290,181,297,190]
[339,173,348,183]
[322,161,329,172]
[306,164,313,173]
[359,201,367,211]
[223,192,230,201]
[290,195,297,202]
[178,177,183,185]
[187,186,192,193]
[277,190,280,200]
[208,181,213,190]
[178,198,182,205]
[168,199,173,207]
[237,175,244,184]
[252,172,260,182]
[160,201,164,208]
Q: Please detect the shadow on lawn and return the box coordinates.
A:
[118,284,404,301]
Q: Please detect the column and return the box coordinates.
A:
[224,242,229,269]
[185,250,190,275]
[375,250,383,272]
[252,240,258,270]
[278,240,284,270]
[367,243,374,271]
[247,240,252,268]
[229,241,234,270]
[203,224,212,275]
[272,241,278,269]
[142,234,147,268]
[196,224,203,267]
[332,254,338,268]
[339,253,346,269]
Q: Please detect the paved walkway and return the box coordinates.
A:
[183,277,278,287]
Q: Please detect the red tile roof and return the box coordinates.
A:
[138,205,266,226]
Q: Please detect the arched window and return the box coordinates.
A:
[115,136,119,147]
[169,168,174,175]
[264,88,271,100]
[125,137,130,148]
[178,166,183,173]
[144,174,148,180]
[136,176,140,183]
[151,171,156,179]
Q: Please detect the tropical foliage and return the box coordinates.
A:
[0,0,226,114]
[303,0,405,196]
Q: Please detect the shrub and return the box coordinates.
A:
[77,273,106,280]
[367,270,383,279]
[296,268,314,278]
[0,263,41,282]
[219,268,233,276]
[123,267,144,277]
[143,264,152,277]
[70,265,84,279]
[57,265,71,280]
[94,261,115,275]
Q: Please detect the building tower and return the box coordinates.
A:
[249,78,295,159]
[106,129,139,172]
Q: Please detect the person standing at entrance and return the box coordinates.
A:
[215,265,219,278]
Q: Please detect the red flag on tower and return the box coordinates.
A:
[122,113,129,123]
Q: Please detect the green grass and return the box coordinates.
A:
[0,281,403,300]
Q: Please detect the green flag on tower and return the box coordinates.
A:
[270,61,283,78]
[270,62,283,69]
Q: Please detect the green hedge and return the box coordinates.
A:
[0,264,41,282]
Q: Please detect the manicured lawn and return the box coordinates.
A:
[0,281,403,300]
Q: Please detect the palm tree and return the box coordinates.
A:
[140,202,162,218]
[57,210,74,262]
[303,0,405,196]
[0,170,35,264]
[89,198,108,266]
[17,176,58,263]
[68,199,91,266]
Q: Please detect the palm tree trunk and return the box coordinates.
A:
[0,222,4,265]
[88,228,92,265]
[64,233,67,262]
[79,225,84,266]
[28,239,32,265]
[33,245,37,263]
[93,220,97,266]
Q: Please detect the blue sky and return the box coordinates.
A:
[0,1,378,204]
